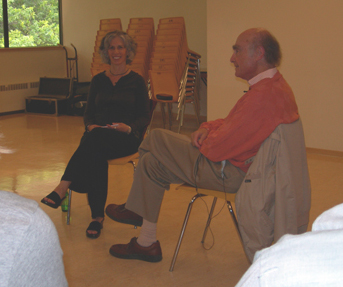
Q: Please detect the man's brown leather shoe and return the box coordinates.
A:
[105,203,143,227]
[109,237,162,262]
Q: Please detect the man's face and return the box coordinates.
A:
[230,31,259,81]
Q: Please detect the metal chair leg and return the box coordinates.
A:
[128,160,137,172]
[177,101,186,133]
[146,108,155,134]
[226,201,242,243]
[67,189,72,225]
[201,197,217,243]
[167,103,173,129]
[169,193,203,272]
[160,102,166,129]
[129,159,138,229]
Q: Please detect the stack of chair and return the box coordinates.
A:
[149,17,201,133]
[91,18,122,77]
[126,18,155,84]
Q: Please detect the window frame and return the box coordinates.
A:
[1,0,63,49]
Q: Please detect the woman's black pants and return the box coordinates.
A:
[61,128,140,218]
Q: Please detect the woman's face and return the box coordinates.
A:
[107,37,127,66]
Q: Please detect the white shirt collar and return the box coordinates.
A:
[248,68,278,86]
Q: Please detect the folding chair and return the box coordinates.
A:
[148,17,201,132]
[169,184,242,271]
[99,18,122,31]
[127,19,155,84]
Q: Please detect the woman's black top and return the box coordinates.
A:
[84,71,150,140]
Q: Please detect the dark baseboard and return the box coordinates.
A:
[0,110,25,117]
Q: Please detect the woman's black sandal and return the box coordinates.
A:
[86,221,103,239]
[41,191,65,209]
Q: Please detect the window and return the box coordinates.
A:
[1,0,62,48]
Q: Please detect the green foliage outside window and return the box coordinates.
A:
[0,0,60,48]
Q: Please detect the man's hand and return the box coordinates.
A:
[191,128,209,149]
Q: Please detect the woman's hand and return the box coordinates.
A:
[87,124,101,132]
[191,128,209,149]
[106,123,131,134]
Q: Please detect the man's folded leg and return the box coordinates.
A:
[106,129,197,226]
[107,129,244,262]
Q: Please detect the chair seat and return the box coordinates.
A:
[108,152,139,165]
[176,183,236,202]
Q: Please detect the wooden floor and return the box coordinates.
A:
[1,113,343,287]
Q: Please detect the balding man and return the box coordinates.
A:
[106,28,299,262]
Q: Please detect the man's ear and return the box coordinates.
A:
[256,45,265,61]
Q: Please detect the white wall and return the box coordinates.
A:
[0,48,66,113]
[207,0,343,152]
